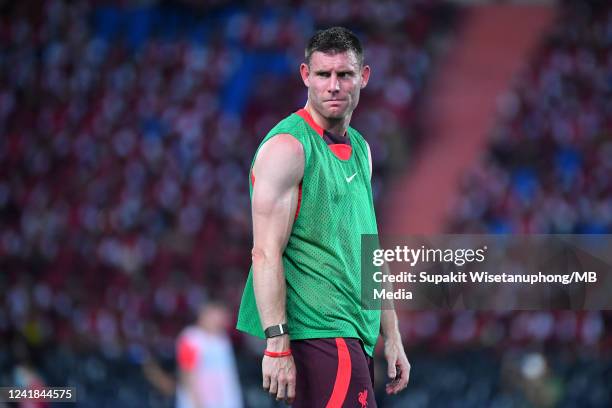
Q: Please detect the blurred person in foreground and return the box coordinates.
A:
[176,301,243,408]
[236,27,410,407]
[12,361,49,408]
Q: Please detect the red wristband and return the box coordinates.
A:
[264,349,292,358]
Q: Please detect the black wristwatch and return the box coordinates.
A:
[264,324,289,338]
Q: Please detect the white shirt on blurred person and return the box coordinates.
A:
[176,302,243,408]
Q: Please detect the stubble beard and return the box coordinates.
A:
[316,99,352,123]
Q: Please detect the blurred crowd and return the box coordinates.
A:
[0,0,451,406]
[0,0,447,351]
[1,0,611,406]
[427,1,611,406]
[451,0,611,235]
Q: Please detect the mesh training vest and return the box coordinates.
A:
[236,109,381,356]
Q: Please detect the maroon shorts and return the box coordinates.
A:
[291,337,377,408]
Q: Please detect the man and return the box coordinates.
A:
[237,27,410,407]
[176,302,243,408]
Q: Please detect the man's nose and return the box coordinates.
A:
[327,74,340,93]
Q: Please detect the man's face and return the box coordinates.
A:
[199,305,229,333]
[300,50,370,122]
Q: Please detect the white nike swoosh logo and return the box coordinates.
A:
[345,172,358,183]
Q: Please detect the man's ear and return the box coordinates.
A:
[300,63,310,87]
[361,65,371,88]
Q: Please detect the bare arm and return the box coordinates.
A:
[142,358,176,398]
[176,338,206,407]
[380,308,410,393]
[251,133,304,404]
[182,370,206,408]
[367,140,411,394]
[377,250,410,394]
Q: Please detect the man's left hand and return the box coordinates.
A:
[383,337,410,394]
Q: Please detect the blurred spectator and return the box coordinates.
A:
[12,362,49,408]
[176,301,243,408]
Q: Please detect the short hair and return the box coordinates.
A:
[196,299,224,319]
[305,27,364,66]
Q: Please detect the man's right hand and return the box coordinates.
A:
[262,335,296,404]
[250,134,303,404]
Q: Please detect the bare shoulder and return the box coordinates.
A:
[253,133,304,185]
[257,133,304,161]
